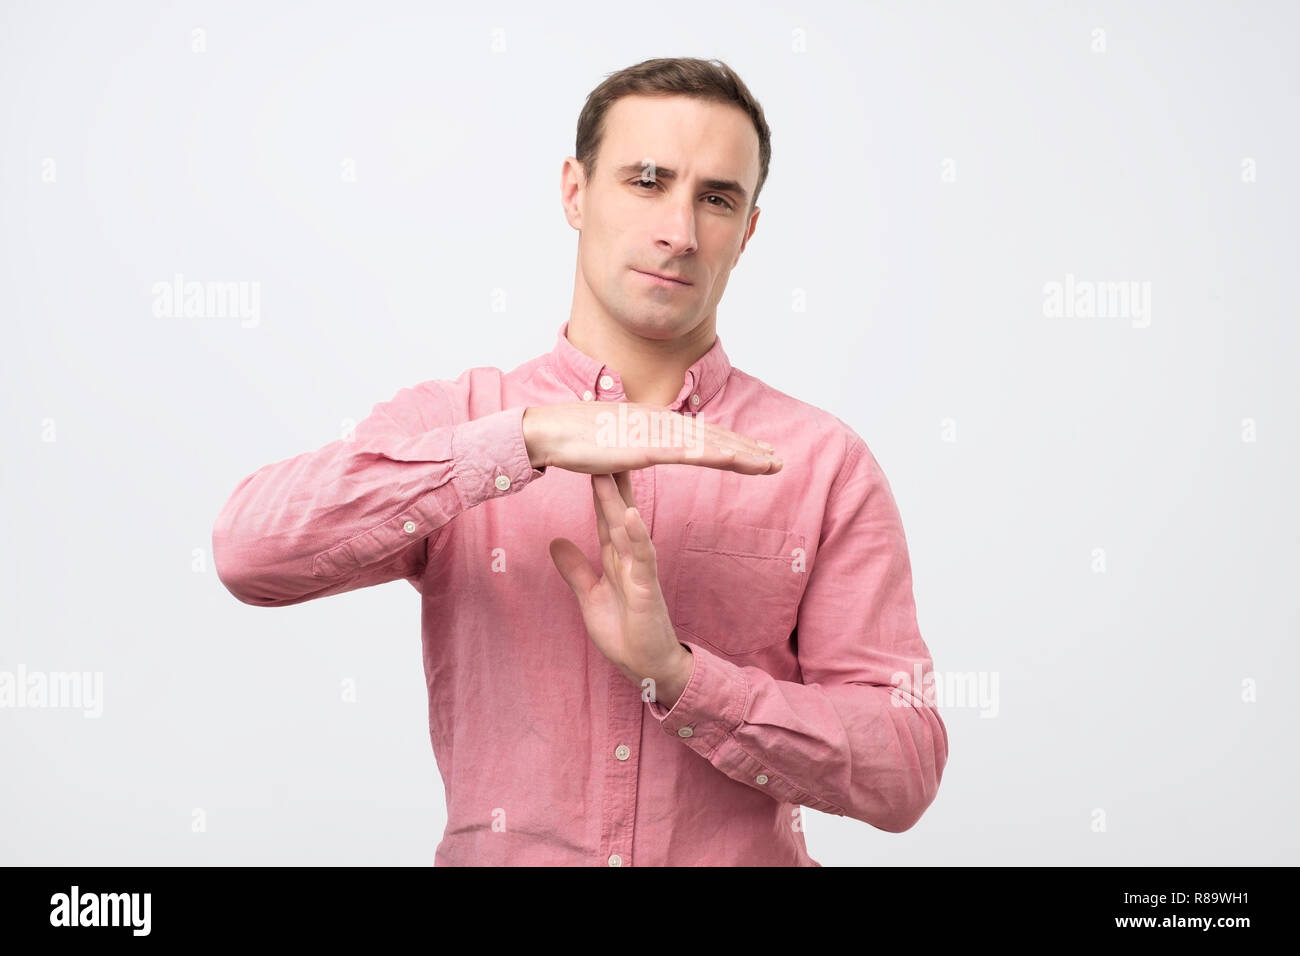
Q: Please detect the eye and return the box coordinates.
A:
[630,179,733,210]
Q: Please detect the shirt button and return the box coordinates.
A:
[494,475,511,492]
[402,520,417,534]
[582,390,593,401]
[608,853,623,867]
[614,744,630,761]
[677,727,693,738]
[691,394,701,407]
[599,374,614,390]
[756,774,769,785]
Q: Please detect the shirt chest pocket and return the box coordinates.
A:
[671,520,807,656]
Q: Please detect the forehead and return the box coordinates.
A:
[600,94,759,185]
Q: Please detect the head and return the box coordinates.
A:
[562,57,771,341]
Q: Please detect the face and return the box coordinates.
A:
[562,94,762,341]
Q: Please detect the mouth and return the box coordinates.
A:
[633,268,693,287]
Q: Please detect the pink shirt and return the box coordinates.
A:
[212,320,948,866]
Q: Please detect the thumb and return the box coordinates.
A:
[548,537,599,599]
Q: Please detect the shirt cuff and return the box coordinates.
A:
[646,639,747,755]
[449,406,546,510]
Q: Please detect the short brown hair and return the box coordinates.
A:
[575,57,772,213]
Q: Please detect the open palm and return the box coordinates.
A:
[548,472,683,689]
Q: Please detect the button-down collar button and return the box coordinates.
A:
[614,745,630,761]
[581,389,594,401]
[494,474,511,491]
[677,726,693,738]
[608,853,623,866]
[756,773,769,785]
[691,394,701,407]
[599,374,614,390]
[402,520,417,534]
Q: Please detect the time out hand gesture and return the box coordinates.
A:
[535,400,782,706]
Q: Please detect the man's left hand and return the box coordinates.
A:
[548,472,694,709]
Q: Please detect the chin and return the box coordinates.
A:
[616,312,693,340]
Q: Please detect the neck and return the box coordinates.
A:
[566,302,715,408]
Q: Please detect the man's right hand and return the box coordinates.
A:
[522,403,782,476]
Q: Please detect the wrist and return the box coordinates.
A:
[653,645,694,710]
[522,406,548,470]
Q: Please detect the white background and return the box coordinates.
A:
[2,0,1296,865]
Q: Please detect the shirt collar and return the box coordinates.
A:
[546,319,732,414]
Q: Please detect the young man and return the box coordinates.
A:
[212,57,948,866]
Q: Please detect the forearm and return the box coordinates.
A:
[213,398,543,606]
[647,640,948,831]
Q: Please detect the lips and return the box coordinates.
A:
[634,269,692,286]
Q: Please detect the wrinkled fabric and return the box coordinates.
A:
[212,320,948,866]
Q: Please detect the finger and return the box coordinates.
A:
[612,470,637,511]
[696,421,782,469]
[548,536,599,600]
[620,404,774,465]
[621,503,659,592]
[591,474,611,549]
[674,436,783,474]
[704,421,775,458]
[640,412,780,473]
[593,473,634,557]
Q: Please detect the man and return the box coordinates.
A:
[212,56,947,866]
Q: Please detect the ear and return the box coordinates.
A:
[561,157,585,230]
[735,204,761,262]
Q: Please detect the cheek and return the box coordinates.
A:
[580,225,611,271]
[705,261,734,297]
[584,209,619,258]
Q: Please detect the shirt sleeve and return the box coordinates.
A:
[646,435,948,833]
[212,384,544,607]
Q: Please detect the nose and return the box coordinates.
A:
[654,199,698,257]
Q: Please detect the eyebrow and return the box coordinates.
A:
[614,162,750,205]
